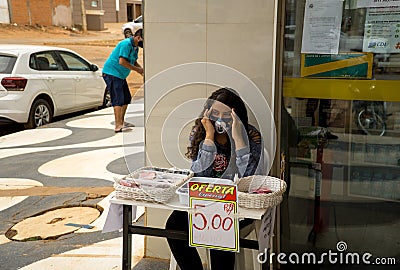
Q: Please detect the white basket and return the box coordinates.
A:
[237,175,287,209]
[176,176,287,209]
[114,167,193,203]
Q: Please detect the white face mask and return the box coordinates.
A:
[207,100,232,134]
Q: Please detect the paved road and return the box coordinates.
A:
[0,24,168,270]
[0,22,143,137]
[0,23,120,137]
[0,100,171,270]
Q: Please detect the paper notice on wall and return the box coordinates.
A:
[357,0,400,8]
[363,6,400,53]
[301,0,343,54]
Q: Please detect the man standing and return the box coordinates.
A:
[103,29,143,132]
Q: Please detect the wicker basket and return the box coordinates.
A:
[237,175,287,209]
[114,167,193,203]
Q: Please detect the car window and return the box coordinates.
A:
[0,55,17,74]
[57,51,90,71]
[30,52,61,71]
[135,16,142,23]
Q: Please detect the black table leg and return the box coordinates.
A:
[122,205,132,270]
[119,204,260,270]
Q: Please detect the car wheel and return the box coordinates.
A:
[124,28,133,38]
[103,88,112,108]
[24,99,53,129]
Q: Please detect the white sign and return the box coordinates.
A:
[357,0,400,8]
[301,0,343,54]
[363,6,400,53]
[188,179,239,252]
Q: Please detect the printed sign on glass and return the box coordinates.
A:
[363,6,400,53]
[301,0,343,54]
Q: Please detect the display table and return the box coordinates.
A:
[106,195,274,270]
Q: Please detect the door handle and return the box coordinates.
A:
[47,77,54,82]
[75,77,81,82]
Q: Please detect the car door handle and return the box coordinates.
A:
[75,77,81,82]
[46,77,54,82]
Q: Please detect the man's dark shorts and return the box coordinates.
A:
[103,74,132,106]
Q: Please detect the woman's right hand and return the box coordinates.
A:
[201,108,215,141]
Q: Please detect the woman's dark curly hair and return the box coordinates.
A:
[186,87,249,160]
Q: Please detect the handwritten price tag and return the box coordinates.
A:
[188,178,239,252]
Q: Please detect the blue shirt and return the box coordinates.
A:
[102,37,138,79]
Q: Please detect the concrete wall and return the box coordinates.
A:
[119,0,141,22]
[53,2,72,27]
[97,0,116,23]
[0,0,10,23]
[143,0,278,263]
[6,0,141,27]
[72,0,141,26]
[9,0,71,27]
[72,0,104,26]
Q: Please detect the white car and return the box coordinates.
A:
[122,15,143,38]
[0,45,109,128]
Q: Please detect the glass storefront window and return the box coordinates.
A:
[284,0,400,79]
[280,0,399,268]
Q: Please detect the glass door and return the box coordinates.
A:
[279,0,399,268]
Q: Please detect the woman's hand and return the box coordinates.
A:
[201,108,215,142]
[231,109,246,150]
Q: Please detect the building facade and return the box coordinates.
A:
[6,0,71,26]
[0,0,141,28]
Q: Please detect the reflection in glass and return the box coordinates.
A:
[280,0,400,268]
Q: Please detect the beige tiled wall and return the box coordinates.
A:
[144,0,278,263]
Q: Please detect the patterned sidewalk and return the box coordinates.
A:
[0,100,169,269]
